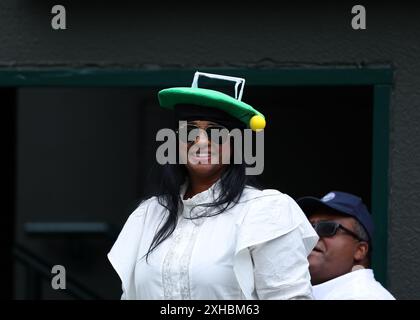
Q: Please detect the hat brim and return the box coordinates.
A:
[158,87,264,128]
[296,196,354,218]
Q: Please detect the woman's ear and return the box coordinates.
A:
[354,242,369,262]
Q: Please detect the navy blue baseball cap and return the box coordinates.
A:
[296,191,374,241]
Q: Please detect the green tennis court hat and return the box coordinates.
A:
[158,71,266,131]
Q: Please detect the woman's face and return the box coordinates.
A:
[179,120,231,179]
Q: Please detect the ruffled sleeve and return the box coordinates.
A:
[233,190,318,299]
[107,200,150,300]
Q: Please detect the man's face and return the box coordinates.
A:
[308,210,361,285]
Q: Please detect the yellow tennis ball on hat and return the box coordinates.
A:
[249,115,266,131]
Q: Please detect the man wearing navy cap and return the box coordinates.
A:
[297,191,395,300]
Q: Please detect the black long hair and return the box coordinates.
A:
[141,160,261,261]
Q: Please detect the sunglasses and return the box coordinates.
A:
[176,124,231,144]
[311,221,367,242]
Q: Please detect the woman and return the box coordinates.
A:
[108,72,318,299]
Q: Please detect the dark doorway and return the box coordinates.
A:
[246,86,373,207]
[13,85,373,299]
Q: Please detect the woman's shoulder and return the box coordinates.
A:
[237,187,304,229]
[130,196,161,218]
[241,186,294,205]
[234,187,318,256]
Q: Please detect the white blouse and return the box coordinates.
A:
[312,269,396,300]
[107,181,318,300]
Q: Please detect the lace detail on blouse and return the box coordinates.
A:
[161,180,218,299]
[162,215,203,299]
